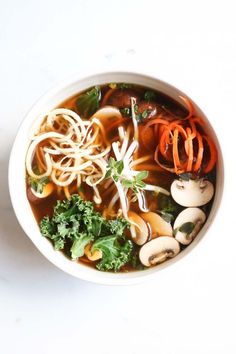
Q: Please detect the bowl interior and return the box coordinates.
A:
[8,71,224,285]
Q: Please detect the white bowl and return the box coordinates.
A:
[8,71,224,285]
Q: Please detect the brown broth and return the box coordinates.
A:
[26,83,217,272]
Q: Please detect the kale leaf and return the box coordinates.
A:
[40,195,132,271]
[92,236,133,272]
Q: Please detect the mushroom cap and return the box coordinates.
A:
[139,236,180,267]
[140,212,173,238]
[174,207,206,245]
[171,179,214,207]
[128,211,149,245]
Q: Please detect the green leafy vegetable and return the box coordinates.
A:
[76,86,101,118]
[159,211,174,223]
[141,109,149,119]
[108,83,132,89]
[105,157,124,182]
[158,193,177,215]
[105,157,148,194]
[144,90,157,102]
[157,193,178,223]
[134,104,139,114]
[133,104,151,122]
[179,222,195,234]
[122,171,148,193]
[92,236,133,272]
[174,222,195,237]
[28,176,49,194]
[120,107,131,117]
[179,173,194,181]
[130,249,145,270]
[40,195,132,271]
[71,233,93,260]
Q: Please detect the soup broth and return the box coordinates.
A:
[26,83,217,272]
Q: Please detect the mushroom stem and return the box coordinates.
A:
[149,250,174,265]
[186,219,203,241]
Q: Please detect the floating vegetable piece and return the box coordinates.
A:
[135,101,158,121]
[144,90,157,102]
[91,235,133,272]
[102,88,140,108]
[140,212,173,238]
[27,177,54,204]
[84,243,102,261]
[128,211,149,245]
[76,86,101,117]
[139,236,180,267]
[174,208,206,245]
[171,179,214,207]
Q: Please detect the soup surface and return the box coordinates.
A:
[25,83,217,272]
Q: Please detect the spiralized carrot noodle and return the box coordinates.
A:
[26,108,111,202]
[193,133,204,172]
[152,99,217,175]
[179,96,194,119]
[203,135,218,173]
[101,88,116,106]
[185,127,194,172]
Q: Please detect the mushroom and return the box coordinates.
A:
[107,89,140,108]
[171,178,214,207]
[136,101,159,119]
[140,212,173,239]
[174,207,206,245]
[128,211,149,245]
[84,243,102,261]
[27,182,54,204]
[139,236,180,267]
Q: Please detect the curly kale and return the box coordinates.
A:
[40,195,132,272]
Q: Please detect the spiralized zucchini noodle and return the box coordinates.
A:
[26,108,110,202]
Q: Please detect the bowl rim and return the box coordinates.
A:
[8,70,224,285]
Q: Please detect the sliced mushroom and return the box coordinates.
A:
[128,211,149,245]
[27,183,54,204]
[174,207,206,245]
[140,212,173,239]
[171,178,214,207]
[139,236,180,267]
[84,243,102,261]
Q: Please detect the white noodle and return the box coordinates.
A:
[144,184,170,196]
[118,126,125,141]
[112,142,122,161]
[130,97,139,142]
[26,108,111,200]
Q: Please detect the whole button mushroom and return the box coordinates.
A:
[174,208,206,245]
[139,236,180,267]
[170,179,214,207]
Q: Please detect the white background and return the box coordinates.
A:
[0,0,235,353]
